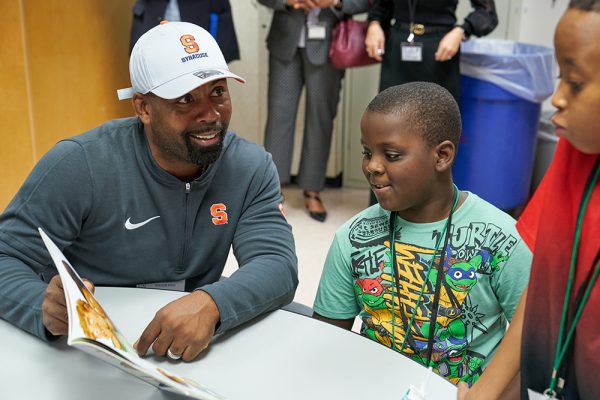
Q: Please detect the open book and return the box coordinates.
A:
[38,227,225,400]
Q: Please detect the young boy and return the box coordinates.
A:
[312,82,532,386]
[459,1,600,399]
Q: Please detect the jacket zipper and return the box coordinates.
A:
[177,182,191,273]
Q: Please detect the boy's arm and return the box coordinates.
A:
[312,227,361,325]
[458,287,527,400]
[312,312,354,330]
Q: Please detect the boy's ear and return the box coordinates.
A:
[132,93,151,125]
[434,140,456,172]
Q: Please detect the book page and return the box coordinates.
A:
[38,227,225,400]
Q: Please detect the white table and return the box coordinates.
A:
[0,287,457,399]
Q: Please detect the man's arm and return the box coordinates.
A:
[0,141,93,339]
[201,152,298,334]
[458,287,527,399]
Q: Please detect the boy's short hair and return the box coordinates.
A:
[366,81,461,149]
[569,0,600,11]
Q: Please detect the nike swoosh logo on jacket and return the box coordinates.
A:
[124,216,160,230]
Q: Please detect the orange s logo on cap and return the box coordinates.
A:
[180,34,199,54]
[210,203,228,225]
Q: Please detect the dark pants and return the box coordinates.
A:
[380,24,460,100]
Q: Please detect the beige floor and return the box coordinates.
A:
[224,185,370,309]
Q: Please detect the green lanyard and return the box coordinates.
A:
[545,160,600,398]
[389,184,459,366]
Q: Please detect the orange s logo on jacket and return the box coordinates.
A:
[210,203,228,225]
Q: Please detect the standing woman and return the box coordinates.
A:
[364,0,498,205]
[259,0,371,222]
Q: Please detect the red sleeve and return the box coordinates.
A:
[517,138,600,257]
[516,180,546,251]
[516,143,556,252]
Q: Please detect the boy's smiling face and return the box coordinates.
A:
[360,111,440,219]
[552,8,600,154]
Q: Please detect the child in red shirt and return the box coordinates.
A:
[459,1,600,399]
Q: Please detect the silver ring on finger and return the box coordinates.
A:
[167,348,182,360]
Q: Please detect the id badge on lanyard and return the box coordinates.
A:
[401,42,423,62]
[527,389,558,400]
[402,0,423,62]
[307,9,326,40]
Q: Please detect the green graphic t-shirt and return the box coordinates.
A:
[313,192,531,385]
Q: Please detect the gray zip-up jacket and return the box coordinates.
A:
[0,117,298,339]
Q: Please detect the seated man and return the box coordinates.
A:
[313,82,531,385]
[0,21,298,362]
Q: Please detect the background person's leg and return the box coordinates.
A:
[263,52,304,185]
[297,51,343,221]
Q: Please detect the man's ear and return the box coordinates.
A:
[132,93,151,125]
[434,140,456,172]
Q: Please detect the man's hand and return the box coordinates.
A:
[434,26,464,62]
[134,290,220,362]
[42,275,95,336]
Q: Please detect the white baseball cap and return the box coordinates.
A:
[117,21,245,100]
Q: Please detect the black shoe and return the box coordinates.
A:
[303,191,327,222]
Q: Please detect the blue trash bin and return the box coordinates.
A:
[454,75,541,210]
[453,39,555,210]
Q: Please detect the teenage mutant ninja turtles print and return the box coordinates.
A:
[314,193,532,385]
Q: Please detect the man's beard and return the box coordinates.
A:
[185,131,224,168]
[148,118,227,170]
